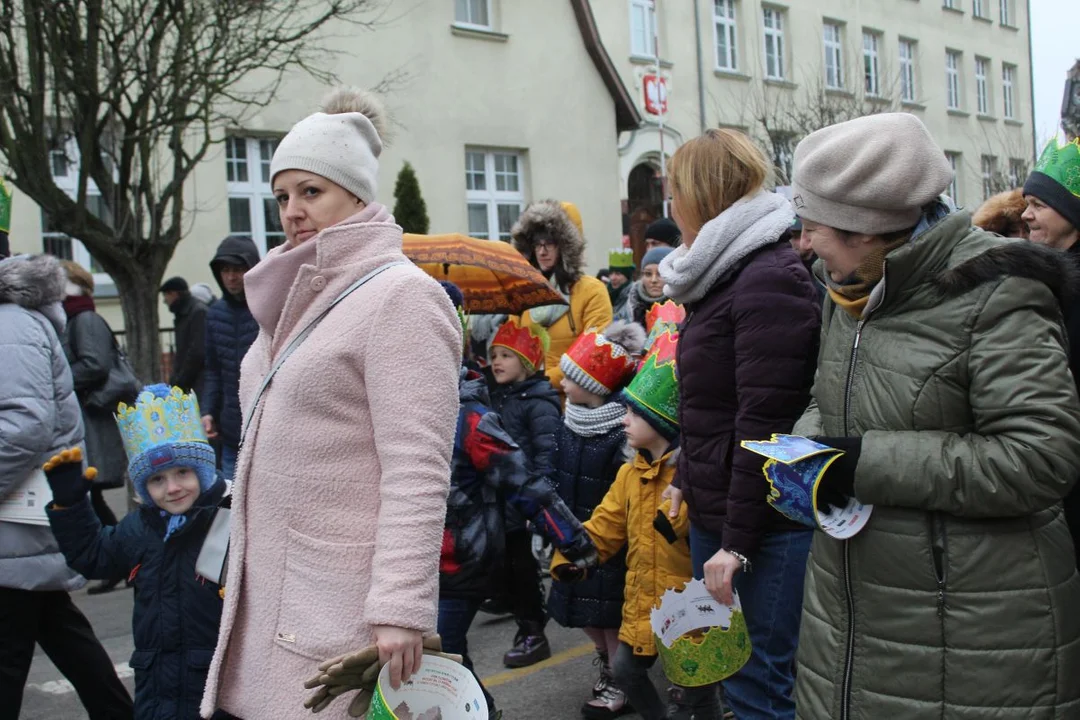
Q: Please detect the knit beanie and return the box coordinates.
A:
[641,246,674,269]
[1023,137,1080,231]
[791,113,954,234]
[645,217,680,247]
[270,88,386,204]
[159,276,188,293]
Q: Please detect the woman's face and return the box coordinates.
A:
[533,236,560,273]
[1022,195,1080,250]
[802,220,878,283]
[274,169,362,246]
[642,264,665,296]
[671,194,698,248]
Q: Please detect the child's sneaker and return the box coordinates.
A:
[582,684,631,718]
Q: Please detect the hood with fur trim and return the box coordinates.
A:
[972,189,1028,239]
[0,254,66,310]
[934,239,1080,310]
[511,199,586,291]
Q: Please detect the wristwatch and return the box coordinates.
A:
[726,549,752,573]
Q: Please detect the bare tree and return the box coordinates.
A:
[0,0,387,381]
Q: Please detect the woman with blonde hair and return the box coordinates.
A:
[201,89,462,719]
[660,129,821,718]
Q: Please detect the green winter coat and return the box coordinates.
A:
[793,209,1080,720]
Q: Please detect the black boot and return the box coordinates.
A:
[502,622,551,668]
[87,578,123,595]
[667,684,725,720]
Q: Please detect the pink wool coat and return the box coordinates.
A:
[200,205,461,719]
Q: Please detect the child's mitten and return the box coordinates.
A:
[42,447,96,507]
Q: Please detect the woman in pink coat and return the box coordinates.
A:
[201,89,462,719]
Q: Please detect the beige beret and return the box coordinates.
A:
[791,113,954,234]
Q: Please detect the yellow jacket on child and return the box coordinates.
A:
[552,448,691,656]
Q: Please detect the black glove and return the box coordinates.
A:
[811,437,861,513]
[43,447,95,507]
[560,532,598,568]
[552,562,587,583]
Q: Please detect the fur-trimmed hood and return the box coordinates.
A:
[935,239,1080,310]
[511,199,586,290]
[0,254,66,310]
[972,189,1028,239]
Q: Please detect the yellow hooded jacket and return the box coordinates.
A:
[552,448,691,656]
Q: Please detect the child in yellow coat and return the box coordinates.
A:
[553,333,716,720]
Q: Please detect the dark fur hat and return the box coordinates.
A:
[511,200,586,292]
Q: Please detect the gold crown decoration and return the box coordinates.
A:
[116,384,207,461]
[650,579,752,687]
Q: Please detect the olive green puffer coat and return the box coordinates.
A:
[793,210,1080,720]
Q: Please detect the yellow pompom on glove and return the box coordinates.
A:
[42,447,97,508]
[302,634,463,717]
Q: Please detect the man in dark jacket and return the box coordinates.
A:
[161,277,207,400]
[200,236,260,479]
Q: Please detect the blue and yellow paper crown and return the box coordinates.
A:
[116,385,216,505]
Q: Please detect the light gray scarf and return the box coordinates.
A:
[564,401,626,438]
[528,274,571,328]
[659,190,794,304]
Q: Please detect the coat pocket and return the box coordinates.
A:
[128,649,157,713]
[274,528,377,661]
[185,648,215,708]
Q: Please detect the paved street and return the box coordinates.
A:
[18,488,666,719]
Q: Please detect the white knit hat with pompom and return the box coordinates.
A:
[269,88,387,204]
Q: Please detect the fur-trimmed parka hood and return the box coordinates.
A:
[0,254,66,310]
[511,199,586,291]
[972,189,1028,239]
[935,238,1080,310]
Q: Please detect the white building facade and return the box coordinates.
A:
[6,0,1034,332]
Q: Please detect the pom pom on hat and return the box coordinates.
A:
[321,87,388,139]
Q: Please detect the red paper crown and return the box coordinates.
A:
[645,329,679,367]
[492,318,547,371]
[562,328,639,394]
[645,301,686,335]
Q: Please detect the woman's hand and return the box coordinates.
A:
[703,549,743,606]
[371,625,423,690]
[662,484,683,518]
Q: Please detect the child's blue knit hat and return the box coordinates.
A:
[115,384,217,506]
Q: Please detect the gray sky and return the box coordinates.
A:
[1031,0,1076,148]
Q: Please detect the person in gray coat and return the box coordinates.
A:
[0,252,132,718]
[61,260,132,594]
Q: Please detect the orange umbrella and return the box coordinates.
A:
[403,233,566,314]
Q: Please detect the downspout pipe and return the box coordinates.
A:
[694,0,707,133]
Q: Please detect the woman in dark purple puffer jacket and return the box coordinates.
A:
[659,129,821,720]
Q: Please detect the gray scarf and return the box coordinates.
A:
[659,190,794,304]
[564,401,626,437]
[528,274,571,328]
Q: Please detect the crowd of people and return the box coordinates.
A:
[3,85,1080,720]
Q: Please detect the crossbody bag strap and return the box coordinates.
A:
[239,260,408,449]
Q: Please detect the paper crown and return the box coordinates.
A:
[0,179,10,233]
[561,326,640,396]
[622,330,680,440]
[1033,137,1080,199]
[644,300,685,350]
[741,434,873,539]
[608,247,635,272]
[491,318,548,372]
[650,579,752,687]
[116,385,216,504]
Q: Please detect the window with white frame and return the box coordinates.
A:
[823,22,843,89]
[713,0,738,71]
[226,136,284,255]
[975,57,990,115]
[1007,158,1027,189]
[454,0,490,29]
[943,0,958,9]
[41,134,109,277]
[999,0,1013,25]
[863,31,881,96]
[981,155,997,200]
[762,7,785,80]
[630,0,657,58]
[946,51,962,110]
[945,152,961,203]
[1002,63,1016,118]
[972,0,986,17]
[465,149,526,241]
[899,39,917,102]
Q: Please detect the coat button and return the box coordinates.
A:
[310,275,326,291]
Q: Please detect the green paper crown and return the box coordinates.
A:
[0,179,11,233]
[623,330,679,432]
[609,247,635,270]
[1034,137,1080,198]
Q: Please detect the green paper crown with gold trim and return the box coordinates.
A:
[650,579,753,687]
[621,330,679,439]
[1033,137,1080,198]
[608,247,635,273]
